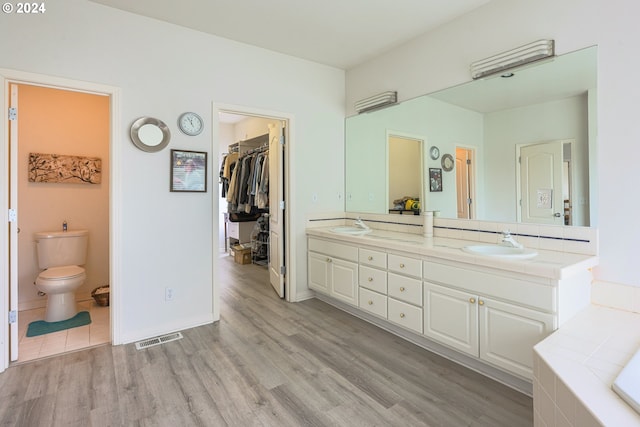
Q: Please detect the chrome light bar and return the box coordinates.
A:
[354,91,398,114]
[470,39,555,79]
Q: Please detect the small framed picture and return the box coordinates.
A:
[170,149,207,192]
[429,168,442,192]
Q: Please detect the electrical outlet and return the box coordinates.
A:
[165,287,174,301]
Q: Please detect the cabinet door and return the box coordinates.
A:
[424,282,478,357]
[331,258,358,306]
[479,297,554,379]
[308,252,330,294]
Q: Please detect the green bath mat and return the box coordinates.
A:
[26,311,91,337]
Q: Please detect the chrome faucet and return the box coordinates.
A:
[500,230,523,249]
[354,217,370,231]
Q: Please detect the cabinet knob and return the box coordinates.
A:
[479,300,485,306]
[326,258,332,263]
[368,277,374,282]
[399,287,405,292]
[399,313,406,318]
[469,298,476,304]
[368,256,373,261]
[399,263,405,268]
[368,300,373,305]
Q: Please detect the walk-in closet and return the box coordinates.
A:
[221,132,269,264]
[218,112,285,298]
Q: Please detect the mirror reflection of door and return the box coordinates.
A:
[455,147,475,219]
[518,140,565,225]
[388,135,423,213]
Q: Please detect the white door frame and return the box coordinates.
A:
[0,69,122,372]
[211,103,294,321]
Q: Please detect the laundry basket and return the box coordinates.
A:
[91,285,110,307]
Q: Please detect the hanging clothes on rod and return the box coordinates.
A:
[226,144,269,214]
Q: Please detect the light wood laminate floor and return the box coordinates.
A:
[0,255,533,426]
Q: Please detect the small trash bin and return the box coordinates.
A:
[91,285,110,306]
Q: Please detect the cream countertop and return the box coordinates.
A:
[306,227,598,281]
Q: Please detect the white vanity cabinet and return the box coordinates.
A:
[423,261,555,379]
[308,238,358,306]
[306,229,594,389]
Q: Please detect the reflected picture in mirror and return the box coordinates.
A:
[345,46,597,227]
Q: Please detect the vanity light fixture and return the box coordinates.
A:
[354,91,398,114]
[470,39,555,80]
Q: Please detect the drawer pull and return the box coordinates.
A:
[399,263,405,268]
[368,300,373,305]
[399,287,405,292]
[469,298,476,304]
[399,313,406,318]
[368,277,374,282]
[479,300,485,306]
[368,256,373,261]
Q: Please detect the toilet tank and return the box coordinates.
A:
[35,229,89,269]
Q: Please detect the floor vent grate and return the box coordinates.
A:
[135,332,183,350]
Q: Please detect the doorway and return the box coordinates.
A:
[455,147,475,220]
[216,108,288,301]
[1,72,118,370]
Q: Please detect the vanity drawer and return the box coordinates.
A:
[388,298,423,334]
[359,248,387,269]
[388,273,422,306]
[359,266,387,294]
[388,254,422,278]
[359,288,387,318]
[308,238,358,262]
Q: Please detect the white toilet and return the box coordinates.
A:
[34,229,88,322]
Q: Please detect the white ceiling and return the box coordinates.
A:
[89,0,491,69]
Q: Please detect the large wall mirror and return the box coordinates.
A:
[345,46,597,226]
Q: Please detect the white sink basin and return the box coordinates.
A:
[462,245,537,259]
[331,226,372,236]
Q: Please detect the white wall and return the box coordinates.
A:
[346,0,640,288]
[0,0,345,343]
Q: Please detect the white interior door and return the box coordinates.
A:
[268,122,285,298]
[455,147,473,219]
[519,141,564,224]
[9,84,19,361]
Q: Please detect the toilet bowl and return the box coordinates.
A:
[34,229,89,322]
[35,266,86,322]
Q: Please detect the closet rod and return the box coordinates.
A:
[240,143,268,157]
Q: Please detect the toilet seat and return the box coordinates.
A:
[39,265,85,280]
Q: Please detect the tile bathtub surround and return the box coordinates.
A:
[591,280,640,315]
[17,299,110,363]
[308,213,598,256]
[533,305,640,426]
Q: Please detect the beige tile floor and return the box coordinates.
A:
[16,299,110,363]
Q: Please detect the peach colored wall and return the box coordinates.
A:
[16,84,110,309]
